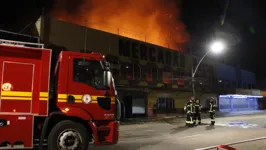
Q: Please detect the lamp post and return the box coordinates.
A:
[192,41,225,100]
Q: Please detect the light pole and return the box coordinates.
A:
[192,41,225,100]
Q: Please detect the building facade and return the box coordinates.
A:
[217,63,256,89]
[217,63,261,112]
[33,17,218,118]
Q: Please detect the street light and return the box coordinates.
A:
[192,40,226,100]
[210,41,225,54]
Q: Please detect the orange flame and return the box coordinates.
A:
[49,0,190,52]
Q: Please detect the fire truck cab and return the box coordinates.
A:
[0,39,120,150]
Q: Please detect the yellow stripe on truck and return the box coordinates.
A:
[1,91,49,101]
[58,94,81,99]
[40,92,49,97]
[40,98,48,101]
[1,97,32,100]
[0,91,115,104]
[57,94,116,104]
[58,99,98,103]
[2,91,32,97]
[40,92,49,101]
[1,97,49,101]
[58,94,116,101]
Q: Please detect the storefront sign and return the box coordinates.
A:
[118,38,183,66]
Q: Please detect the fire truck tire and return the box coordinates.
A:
[48,120,89,150]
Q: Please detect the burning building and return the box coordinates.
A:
[34,16,217,118]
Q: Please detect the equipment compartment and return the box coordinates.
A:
[0,114,33,149]
[0,62,34,113]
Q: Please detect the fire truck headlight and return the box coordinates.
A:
[62,107,70,113]
[82,94,92,104]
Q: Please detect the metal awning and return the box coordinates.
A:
[219,94,262,98]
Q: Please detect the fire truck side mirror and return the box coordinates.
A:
[106,61,110,68]
[103,71,112,88]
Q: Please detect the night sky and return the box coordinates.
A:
[182,0,266,79]
[1,0,266,79]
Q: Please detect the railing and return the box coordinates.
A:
[0,39,44,49]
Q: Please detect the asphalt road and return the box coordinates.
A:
[90,114,266,150]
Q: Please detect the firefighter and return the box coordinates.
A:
[194,99,202,125]
[209,97,216,125]
[184,97,194,127]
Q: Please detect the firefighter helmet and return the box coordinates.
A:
[188,97,193,102]
[196,99,200,103]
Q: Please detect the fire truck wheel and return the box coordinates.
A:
[48,120,89,150]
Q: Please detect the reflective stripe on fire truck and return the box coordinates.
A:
[0,91,115,104]
[1,91,49,101]
[57,94,116,104]
[39,92,49,101]
[2,91,32,96]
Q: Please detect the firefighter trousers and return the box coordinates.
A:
[186,113,193,127]
[210,112,215,125]
[193,112,201,125]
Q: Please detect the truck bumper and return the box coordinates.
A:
[89,121,119,146]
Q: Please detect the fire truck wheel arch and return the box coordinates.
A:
[48,120,89,150]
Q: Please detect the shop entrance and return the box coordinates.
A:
[118,90,148,119]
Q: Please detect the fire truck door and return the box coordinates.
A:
[65,56,109,120]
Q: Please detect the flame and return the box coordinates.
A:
[49,0,190,52]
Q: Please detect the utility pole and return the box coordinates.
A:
[84,20,88,53]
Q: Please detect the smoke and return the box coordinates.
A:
[49,0,190,52]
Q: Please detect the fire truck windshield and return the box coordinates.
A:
[73,58,109,90]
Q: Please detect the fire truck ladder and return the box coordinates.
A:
[0,39,44,49]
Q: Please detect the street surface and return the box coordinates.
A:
[90,113,266,150]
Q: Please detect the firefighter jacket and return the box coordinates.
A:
[209,102,216,112]
[194,102,202,113]
[184,102,193,114]
[192,102,196,113]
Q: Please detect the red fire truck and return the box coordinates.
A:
[0,39,120,150]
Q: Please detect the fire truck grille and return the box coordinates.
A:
[97,97,111,110]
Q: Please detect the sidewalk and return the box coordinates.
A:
[120,110,266,125]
